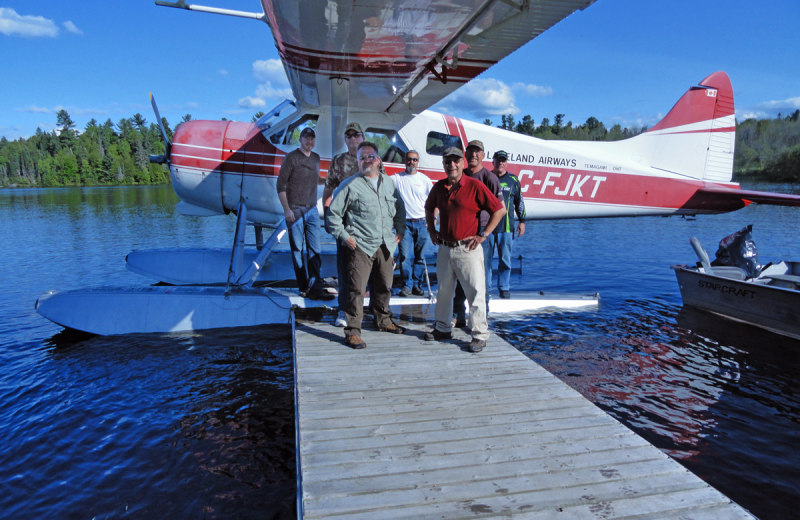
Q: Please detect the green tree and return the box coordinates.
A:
[251,111,266,123]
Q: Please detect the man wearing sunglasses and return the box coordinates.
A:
[322,122,385,327]
[452,140,504,325]
[327,141,407,349]
[392,151,433,297]
[489,150,526,299]
[423,147,505,353]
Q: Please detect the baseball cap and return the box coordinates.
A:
[494,150,509,160]
[466,140,484,151]
[344,122,363,135]
[300,127,316,138]
[442,146,464,158]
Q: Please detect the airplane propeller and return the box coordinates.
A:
[148,92,172,165]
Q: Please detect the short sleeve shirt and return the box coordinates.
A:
[326,151,386,191]
[425,175,504,242]
[465,167,503,228]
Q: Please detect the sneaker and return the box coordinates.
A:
[468,338,485,353]
[346,335,366,349]
[424,329,453,341]
[307,281,335,301]
[454,315,467,328]
[499,290,511,299]
[334,311,347,327]
[411,286,424,296]
[398,286,412,297]
[379,322,405,334]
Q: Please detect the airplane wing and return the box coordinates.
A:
[697,187,800,207]
[262,0,596,113]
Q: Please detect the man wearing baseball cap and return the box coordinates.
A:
[489,150,526,299]
[452,139,504,324]
[276,126,331,300]
[322,122,386,326]
[424,147,505,352]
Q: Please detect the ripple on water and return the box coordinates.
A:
[0,325,297,520]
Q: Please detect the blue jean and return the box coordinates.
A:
[453,230,492,316]
[489,232,513,291]
[287,207,322,292]
[397,219,433,289]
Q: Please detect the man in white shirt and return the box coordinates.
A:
[392,151,434,296]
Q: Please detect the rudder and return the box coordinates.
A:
[646,72,736,182]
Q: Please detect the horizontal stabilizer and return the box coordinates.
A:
[696,187,800,207]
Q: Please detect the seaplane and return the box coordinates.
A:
[35,0,800,335]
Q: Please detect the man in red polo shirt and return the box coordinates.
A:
[423,147,505,352]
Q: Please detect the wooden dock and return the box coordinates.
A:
[292,314,755,519]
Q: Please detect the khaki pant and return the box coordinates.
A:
[345,244,394,337]
[434,244,489,341]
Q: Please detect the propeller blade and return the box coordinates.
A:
[149,92,171,164]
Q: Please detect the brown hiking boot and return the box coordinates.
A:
[379,323,405,334]
[345,335,366,349]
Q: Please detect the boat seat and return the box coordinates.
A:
[709,266,747,280]
[764,273,800,283]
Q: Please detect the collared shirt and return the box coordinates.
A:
[425,175,504,242]
[496,172,526,233]
[464,166,502,228]
[327,172,406,257]
[392,170,433,219]
[276,149,321,208]
[326,151,386,191]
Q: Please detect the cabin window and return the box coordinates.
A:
[277,114,319,146]
[363,128,409,164]
[426,131,462,156]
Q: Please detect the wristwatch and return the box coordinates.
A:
[479,231,486,238]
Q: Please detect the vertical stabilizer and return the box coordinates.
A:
[647,72,736,182]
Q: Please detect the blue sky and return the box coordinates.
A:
[2,0,799,140]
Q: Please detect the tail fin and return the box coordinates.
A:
[646,72,735,182]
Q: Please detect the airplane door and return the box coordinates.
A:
[221,122,250,212]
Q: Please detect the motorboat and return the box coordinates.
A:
[672,237,800,340]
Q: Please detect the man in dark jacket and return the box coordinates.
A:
[489,150,526,298]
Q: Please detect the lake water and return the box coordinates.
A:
[2,185,799,519]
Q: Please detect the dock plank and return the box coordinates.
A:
[293,317,755,519]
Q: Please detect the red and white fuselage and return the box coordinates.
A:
[167,71,778,226]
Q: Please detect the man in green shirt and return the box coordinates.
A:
[327,142,406,349]
[489,150,526,298]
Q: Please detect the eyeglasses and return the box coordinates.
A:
[345,132,362,138]
[406,158,419,162]
[358,154,378,162]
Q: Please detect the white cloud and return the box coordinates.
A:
[609,111,663,129]
[63,21,82,35]
[511,83,553,97]
[218,69,229,76]
[737,96,800,120]
[0,8,58,38]
[238,96,267,109]
[15,105,52,114]
[252,59,289,86]
[237,59,294,110]
[433,78,519,118]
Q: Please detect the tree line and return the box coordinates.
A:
[0,110,192,188]
[2,109,798,188]
[733,110,800,182]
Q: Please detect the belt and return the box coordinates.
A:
[438,238,471,248]
[407,218,426,222]
[290,204,311,209]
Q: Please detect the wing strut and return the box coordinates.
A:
[154,0,268,23]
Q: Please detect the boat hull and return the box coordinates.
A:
[672,265,800,340]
